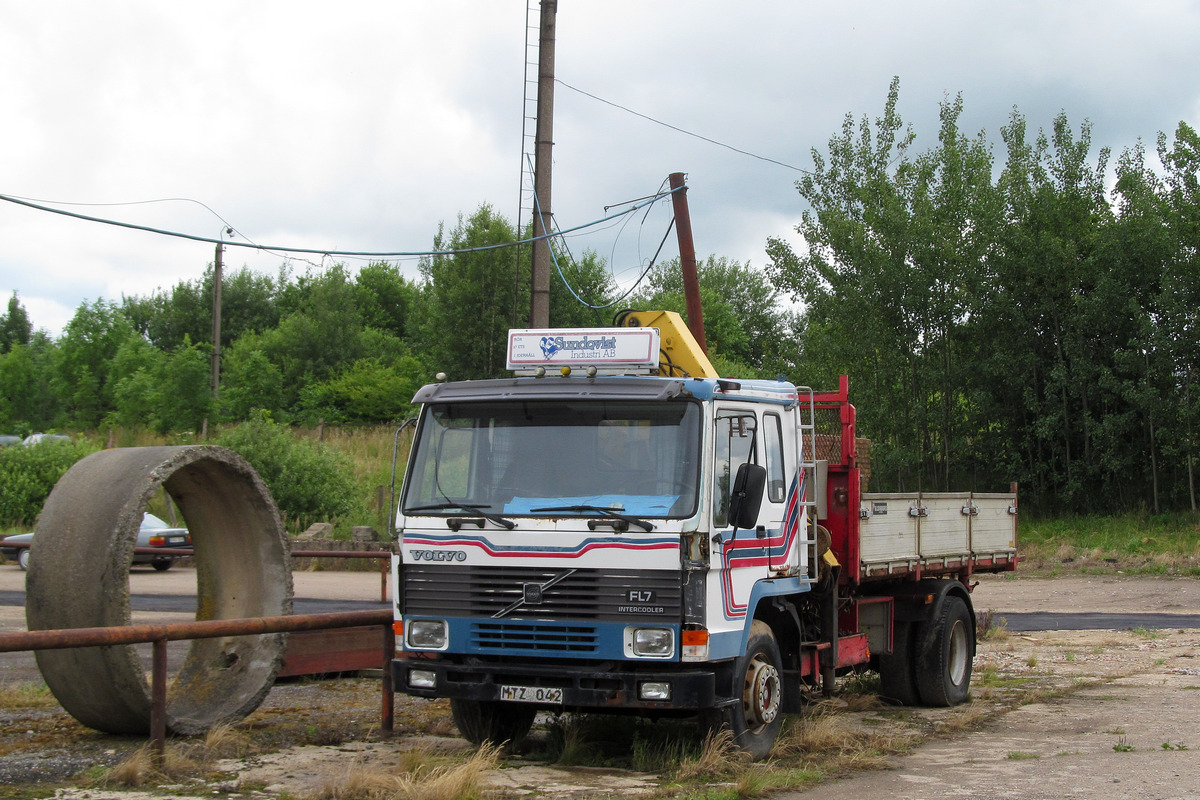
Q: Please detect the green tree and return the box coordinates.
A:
[0,292,32,354]
[354,261,419,340]
[220,334,286,422]
[416,205,522,380]
[977,110,1117,509]
[0,334,61,432]
[1153,122,1200,509]
[124,265,282,352]
[157,338,213,434]
[54,300,138,428]
[298,354,426,424]
[110,335,166,429]
[767,79,1001,492]
[547,248,617,329]
[256,264,367,408]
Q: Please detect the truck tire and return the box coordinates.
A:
[878,620,920,706]
[710,620,785,760]
[450,698,536,747]
[916,595,974,706]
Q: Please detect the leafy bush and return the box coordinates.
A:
[215,411,358,532]
[0,439,95,525]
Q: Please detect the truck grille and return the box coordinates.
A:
[403,565,682,623]
[470,622,598,654]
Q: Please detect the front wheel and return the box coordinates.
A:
[916,595,974,706]
[710,620,785,760]
[450,698,536,747]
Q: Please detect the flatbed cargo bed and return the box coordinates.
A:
[857,491,1018,580]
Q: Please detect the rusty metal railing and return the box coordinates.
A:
[0,610,395,760]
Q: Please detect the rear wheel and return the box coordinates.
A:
[17,549,30,571]
[916,595,974,706]
[152,558,172,572]
[450,699,536,747]
[709,620,785,760]
[878,620,921,705]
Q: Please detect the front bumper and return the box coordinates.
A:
[393,657,721,711]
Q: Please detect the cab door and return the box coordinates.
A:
[762,409,803,574]
[710,405,778,620]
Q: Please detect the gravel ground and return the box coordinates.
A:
[2,572,1199,798]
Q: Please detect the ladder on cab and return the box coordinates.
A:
[795,386,822,584]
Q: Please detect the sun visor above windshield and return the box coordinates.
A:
[411,377,689,404]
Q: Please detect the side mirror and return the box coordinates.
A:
[727,463,766,530]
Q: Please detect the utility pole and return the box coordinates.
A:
[669,172,707,353]
[529,0,556,328]
[210,235,226,417]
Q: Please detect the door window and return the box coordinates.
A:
[764,413,786,504]
[713,412,758,527]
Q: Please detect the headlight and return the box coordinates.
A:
[406,619,448,650]
[639,681,671,701]
[626,626,674,658]
[408,669,437,689]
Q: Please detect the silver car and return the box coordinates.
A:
[1,512,192,571]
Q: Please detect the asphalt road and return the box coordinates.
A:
[7,589,1198,631]
[5,566,1200,631]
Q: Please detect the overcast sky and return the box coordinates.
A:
[2,1,1199,338]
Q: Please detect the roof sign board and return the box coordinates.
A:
[507,328,661,374]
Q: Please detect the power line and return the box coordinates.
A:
[0,189,681,259]
[556,79,813,175]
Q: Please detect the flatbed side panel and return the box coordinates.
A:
[971,493,1018,553]
[858,493,919,562]
[920,492,973,557]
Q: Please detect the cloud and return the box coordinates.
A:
[1,0,1198,338]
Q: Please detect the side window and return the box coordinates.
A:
[764,413,786,503]
[713,412,758,527]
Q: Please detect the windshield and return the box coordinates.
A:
[402,399,701,519]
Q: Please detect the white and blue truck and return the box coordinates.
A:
[390,311,1017,757]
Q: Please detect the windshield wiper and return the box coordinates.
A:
[529,505,655,532]
[404,502,517,530]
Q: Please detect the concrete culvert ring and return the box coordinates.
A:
[25,446,293,736]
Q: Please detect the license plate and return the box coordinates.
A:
[167,537,186,545]
[500,684,563,704]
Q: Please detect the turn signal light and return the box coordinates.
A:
[682,628,709,662]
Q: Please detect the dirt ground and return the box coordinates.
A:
[2,572,1199,799]
[782,574,1200,800]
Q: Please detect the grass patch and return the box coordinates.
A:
[303,742,501,800]
[1019,512,1200,574]
[976,609,1009,641]
[770,705,916,771]
[673,729,751,780]
[0,682,56,709]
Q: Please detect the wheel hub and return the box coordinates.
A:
[743,653,782,729]
[948,619,969,685]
